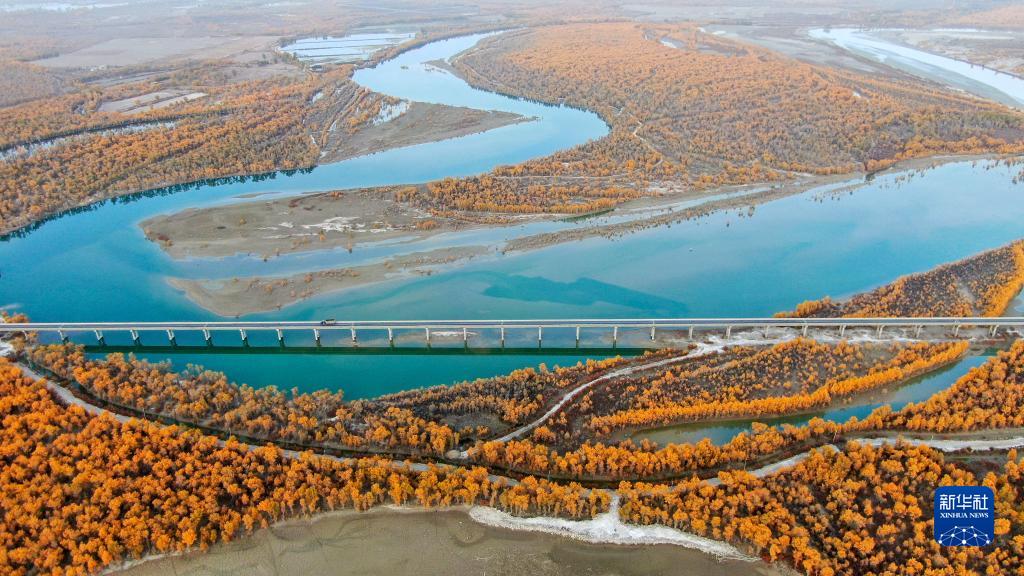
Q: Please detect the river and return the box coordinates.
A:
[810,28,1024,108]
[628,354,992,447]
[1,32,1023,399]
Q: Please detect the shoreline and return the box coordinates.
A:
[109,428,1024,576]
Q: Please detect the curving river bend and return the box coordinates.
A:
[1,32,1023,401]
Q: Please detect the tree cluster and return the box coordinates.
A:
[30,345,459,457]
[619,441,1024,575]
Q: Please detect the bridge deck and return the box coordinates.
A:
[2,316,1020,349]
[3,317,1022,332]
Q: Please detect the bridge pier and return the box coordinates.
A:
[801,324,808,337]
[725,326,732,339]
[612,326,618,346]
[914,325,923,338]
[991,325,1000,337]
[239,329,248,346]
[463,327,469,343]
[130,329,140,345]
[425,327,430,344]
[538,326,543,345]
[839,325,846,338]
[276,329,285,345]
[500,326,505,347]
[575,326,580,346]
[94,330,104,344]
[687,326,694,340]
[388,327,394,345]
[953,324,961,337]
[350,327,357,343]
[202,329,211,345]
[314,329,321,346]
[650,326,656,341]
[58,329,67,343]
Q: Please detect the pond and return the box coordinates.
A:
[279,32,418,64]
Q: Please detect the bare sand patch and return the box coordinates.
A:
[99,90,206,113]
[142,187,460,260]
[169,245,491,317]
[35,35,279,68]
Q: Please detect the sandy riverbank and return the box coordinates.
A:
[139,160,839,263]
[113,505,785,576]
[879,28,1024,79]
[169,245,491,316]
[706,24,890,75]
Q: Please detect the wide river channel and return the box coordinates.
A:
[1,32,1023,407]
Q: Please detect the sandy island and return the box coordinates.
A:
[143,186,463,261]
[320,101,530,164]
[169,245,492,317]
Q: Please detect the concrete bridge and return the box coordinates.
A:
[1,317,1021,350]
